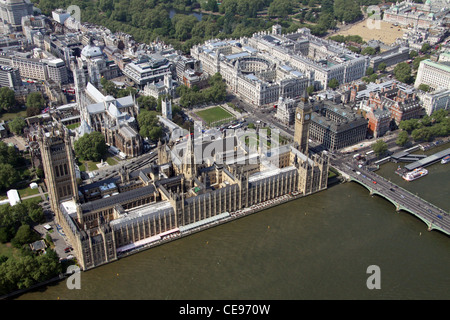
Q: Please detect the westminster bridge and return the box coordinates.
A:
[329,154,450,236]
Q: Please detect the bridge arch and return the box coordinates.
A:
[349,178,434,230]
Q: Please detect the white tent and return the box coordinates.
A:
[7,189,21,206]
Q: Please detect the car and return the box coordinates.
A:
[372,181,377,184]
[64,247,71,253]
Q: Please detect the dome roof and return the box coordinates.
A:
[81,45,103,59]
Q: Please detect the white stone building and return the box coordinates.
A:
[192,27,369,103]
[414,52,450,90]
[420,88,450,116]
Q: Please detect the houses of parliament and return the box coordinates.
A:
[39,95,329,270]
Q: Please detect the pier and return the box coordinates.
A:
[405,147,450,171]
[390,150,427,163]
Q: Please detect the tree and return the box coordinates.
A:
[421,115,432,127]
[396,130,409,146]
[418,84,430,92]
[321,0,334,14]
[306,85,315,96]
[137,110,163,141]
[431,109,448,123]
[11,225,38,248]
[361,47,376,56]
[421,43,430,53]
[116,86,137,98]
[137,95,158,111]
[363,73,378,83]
[377,62,387,72]
[371,139,388,157]
[327,78,339,89]
[347,45,361,53]
[409,50,418,58]
[172,14,198,41]
[393,62,412,84]
[0,141,24,167]
[411,127,432,142]
[25,199,44,224]
[100,78,118,96]
[334,0,363,23]
[74,131,107,162]
[268,0,294,18]
[399,118,421,133]
[0,163,19,191]
[317,12,336,30]
[26,92,46,117]
[202,0,219,12]
[8,117,26,135]
[0,87,16,112]
[365,67,374,76]
[412,55,429,70]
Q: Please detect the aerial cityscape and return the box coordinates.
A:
[0,0,449,302]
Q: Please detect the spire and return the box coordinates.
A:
[301,88,308,102]
[298,89,311,111]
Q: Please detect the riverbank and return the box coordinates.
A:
[15,162,450,300]
[4,179,331,299]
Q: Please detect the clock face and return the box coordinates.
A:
[305,114,310,120]
[297,112,301,120]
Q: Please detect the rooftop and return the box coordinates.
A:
[80,184,156,214]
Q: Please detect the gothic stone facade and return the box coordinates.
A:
[40,120,328,270]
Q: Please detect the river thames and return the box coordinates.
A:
[17,144,450,300]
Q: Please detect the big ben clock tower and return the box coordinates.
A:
[294,91,312,154]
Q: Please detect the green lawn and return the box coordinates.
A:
[77,155,119,172]
[195,106,235,126]
[106,156,118,166]
[0,110,27,122]
[86,161,99,171]
[66,122,81,130]
[0,185,40,201]
[78,163,86,172]
[0,242,18,260]
[21,196,43,206]
[18,186,40,198]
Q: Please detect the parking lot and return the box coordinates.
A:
[34,201,75,260]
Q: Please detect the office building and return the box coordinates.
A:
[414,52,450,90]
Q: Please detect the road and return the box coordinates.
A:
[231,97,294,138]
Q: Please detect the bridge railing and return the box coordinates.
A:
[331,159,447,213]
[369,170,446,213]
